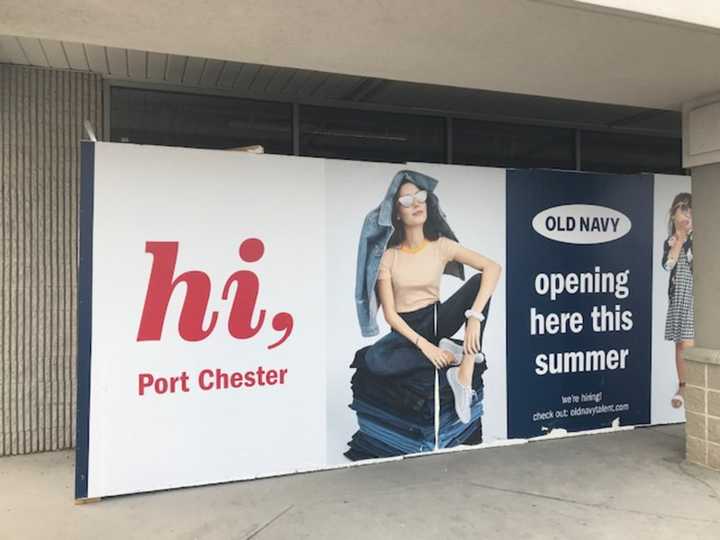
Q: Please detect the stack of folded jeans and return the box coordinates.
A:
[345,345,486,461]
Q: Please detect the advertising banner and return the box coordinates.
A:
[324,161,507,466]
[506,170,653,438]
[76,142,690,499]
[78,143,328,497]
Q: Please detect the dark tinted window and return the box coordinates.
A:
[299,106,445,163]
[109,87,683,174]
[580,131,683,174]
[110,88,293,154]
[453,120,576,169]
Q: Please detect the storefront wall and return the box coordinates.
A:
[0,64,104,455]
[0,59,697,459]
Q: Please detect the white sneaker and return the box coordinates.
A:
[446,367,473,424]
[439,338,486,366]
[439,338,464,366]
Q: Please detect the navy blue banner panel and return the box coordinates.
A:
[75,141,95,499]
[506,170,653,438]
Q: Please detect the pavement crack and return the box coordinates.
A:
[243,504,294,539]
[677,462,720,499]
[468,481,720,524]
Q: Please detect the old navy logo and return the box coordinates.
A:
[546,216,620,233]
[136,239,293,349]
[532,204,632,245]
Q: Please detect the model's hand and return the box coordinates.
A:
[417,338,453,369]
[464,318,482,355]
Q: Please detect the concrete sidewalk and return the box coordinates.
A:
[1,424,719,539]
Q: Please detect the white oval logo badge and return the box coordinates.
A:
[532,204,631,245]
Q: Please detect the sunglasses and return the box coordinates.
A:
[674,203,692,216]
[397,190,428,208]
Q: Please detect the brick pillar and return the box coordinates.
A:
[0,64,104,455]
[682,95,720,470]
[684,350,720,470]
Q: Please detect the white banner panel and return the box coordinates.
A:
[652,174,692,425]
[87,143,327,496]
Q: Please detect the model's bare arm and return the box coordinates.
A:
[453,246,502,354]
[666,231,688,269]
[377,278,451,368]
[453,246,501,314]
[377,278,416,342]
[667,243,682,267]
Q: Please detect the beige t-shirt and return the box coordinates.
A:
[377,237,460,313]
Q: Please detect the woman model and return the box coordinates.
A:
[358,173,501,423]
[662,193,694,409]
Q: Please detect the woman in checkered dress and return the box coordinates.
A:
[662,193,694,409]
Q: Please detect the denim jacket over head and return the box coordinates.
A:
[354,170,465,337]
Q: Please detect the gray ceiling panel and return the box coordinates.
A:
[359,80,436,107]
[199,58,224,87]
[264,67,296,94]
[211,60,227,86]
[16,37,48,66]
[84,44,109,74]
[342,78,387,102]
[182,56,206,86]
[62,41,89,70]
[165,55,187,84]
[146,51,166,81]
[233,63,260,91]
[248,65,276,93]
[127,49,146,80]
[0,35,28,64]
[217,61,244,88]
[321,74,365,100]
[619,110,681,132]
[302,71,331,97]
[0,35,680,136]
[106,47,128,77]
[440,87,481,113]
[40,40,70,69]
[281,69,312,95]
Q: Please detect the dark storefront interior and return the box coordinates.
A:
[110,80,683,175]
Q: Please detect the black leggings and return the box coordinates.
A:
[364,273,489,376]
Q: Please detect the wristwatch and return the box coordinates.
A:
[465,309,485,322]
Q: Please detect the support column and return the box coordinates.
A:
[0,64,104,456]
[681,93,720,470]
